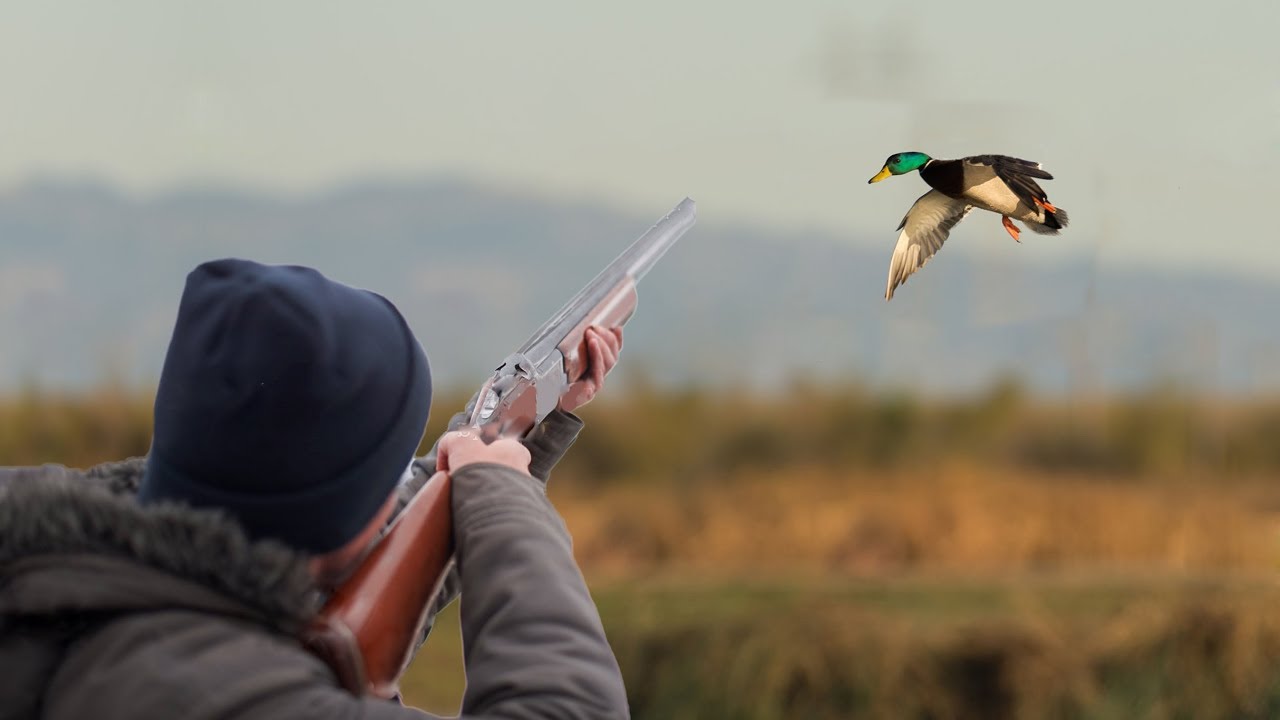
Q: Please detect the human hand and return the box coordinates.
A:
[558,326,623,412]
[436,430,532,476]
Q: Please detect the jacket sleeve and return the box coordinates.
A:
[238,461,628,720]
[449,461,628,718]
[394,404,585,650]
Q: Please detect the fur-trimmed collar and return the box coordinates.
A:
[0,459,321,629]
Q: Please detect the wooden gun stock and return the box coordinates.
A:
[303,470,454,699]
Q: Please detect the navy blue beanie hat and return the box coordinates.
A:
[138,258,432,554]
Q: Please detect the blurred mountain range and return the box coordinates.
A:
[1,179,1277,396]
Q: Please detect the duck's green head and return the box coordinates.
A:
[868,152,931,183]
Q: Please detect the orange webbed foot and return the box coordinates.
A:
[1002,216,1021,243]
[1033,197,1058,213]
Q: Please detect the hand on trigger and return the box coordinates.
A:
[558,326,623,412]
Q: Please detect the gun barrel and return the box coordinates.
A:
[515,198,696,367]
[617,197,697,283]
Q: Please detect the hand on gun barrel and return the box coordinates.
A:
[558,326,623,413]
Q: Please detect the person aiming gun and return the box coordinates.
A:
[0,199,696,719]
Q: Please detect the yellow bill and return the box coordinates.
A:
[868,166,892,184]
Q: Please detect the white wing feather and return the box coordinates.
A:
[884,190,973,300]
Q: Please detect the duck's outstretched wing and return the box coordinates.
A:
[885,190,973,300]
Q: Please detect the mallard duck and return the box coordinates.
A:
[868,152,1069,300]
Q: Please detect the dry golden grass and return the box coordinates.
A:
[5,386,1280,581]
[0,387,154,468]
[10,386,1280,717]
[554,464,1280,579]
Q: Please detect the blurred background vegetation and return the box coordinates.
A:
[7,379,1280,718]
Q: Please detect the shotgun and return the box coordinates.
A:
[303,198,697,698]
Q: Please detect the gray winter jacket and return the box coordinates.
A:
[0,410,628,719]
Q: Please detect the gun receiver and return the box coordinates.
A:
[304,198,697,698]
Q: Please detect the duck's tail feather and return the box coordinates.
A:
[1026,206,1069,235]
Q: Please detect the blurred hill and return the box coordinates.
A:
[2,178,1278,395]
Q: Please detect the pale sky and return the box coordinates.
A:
[1,1,1276,277]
